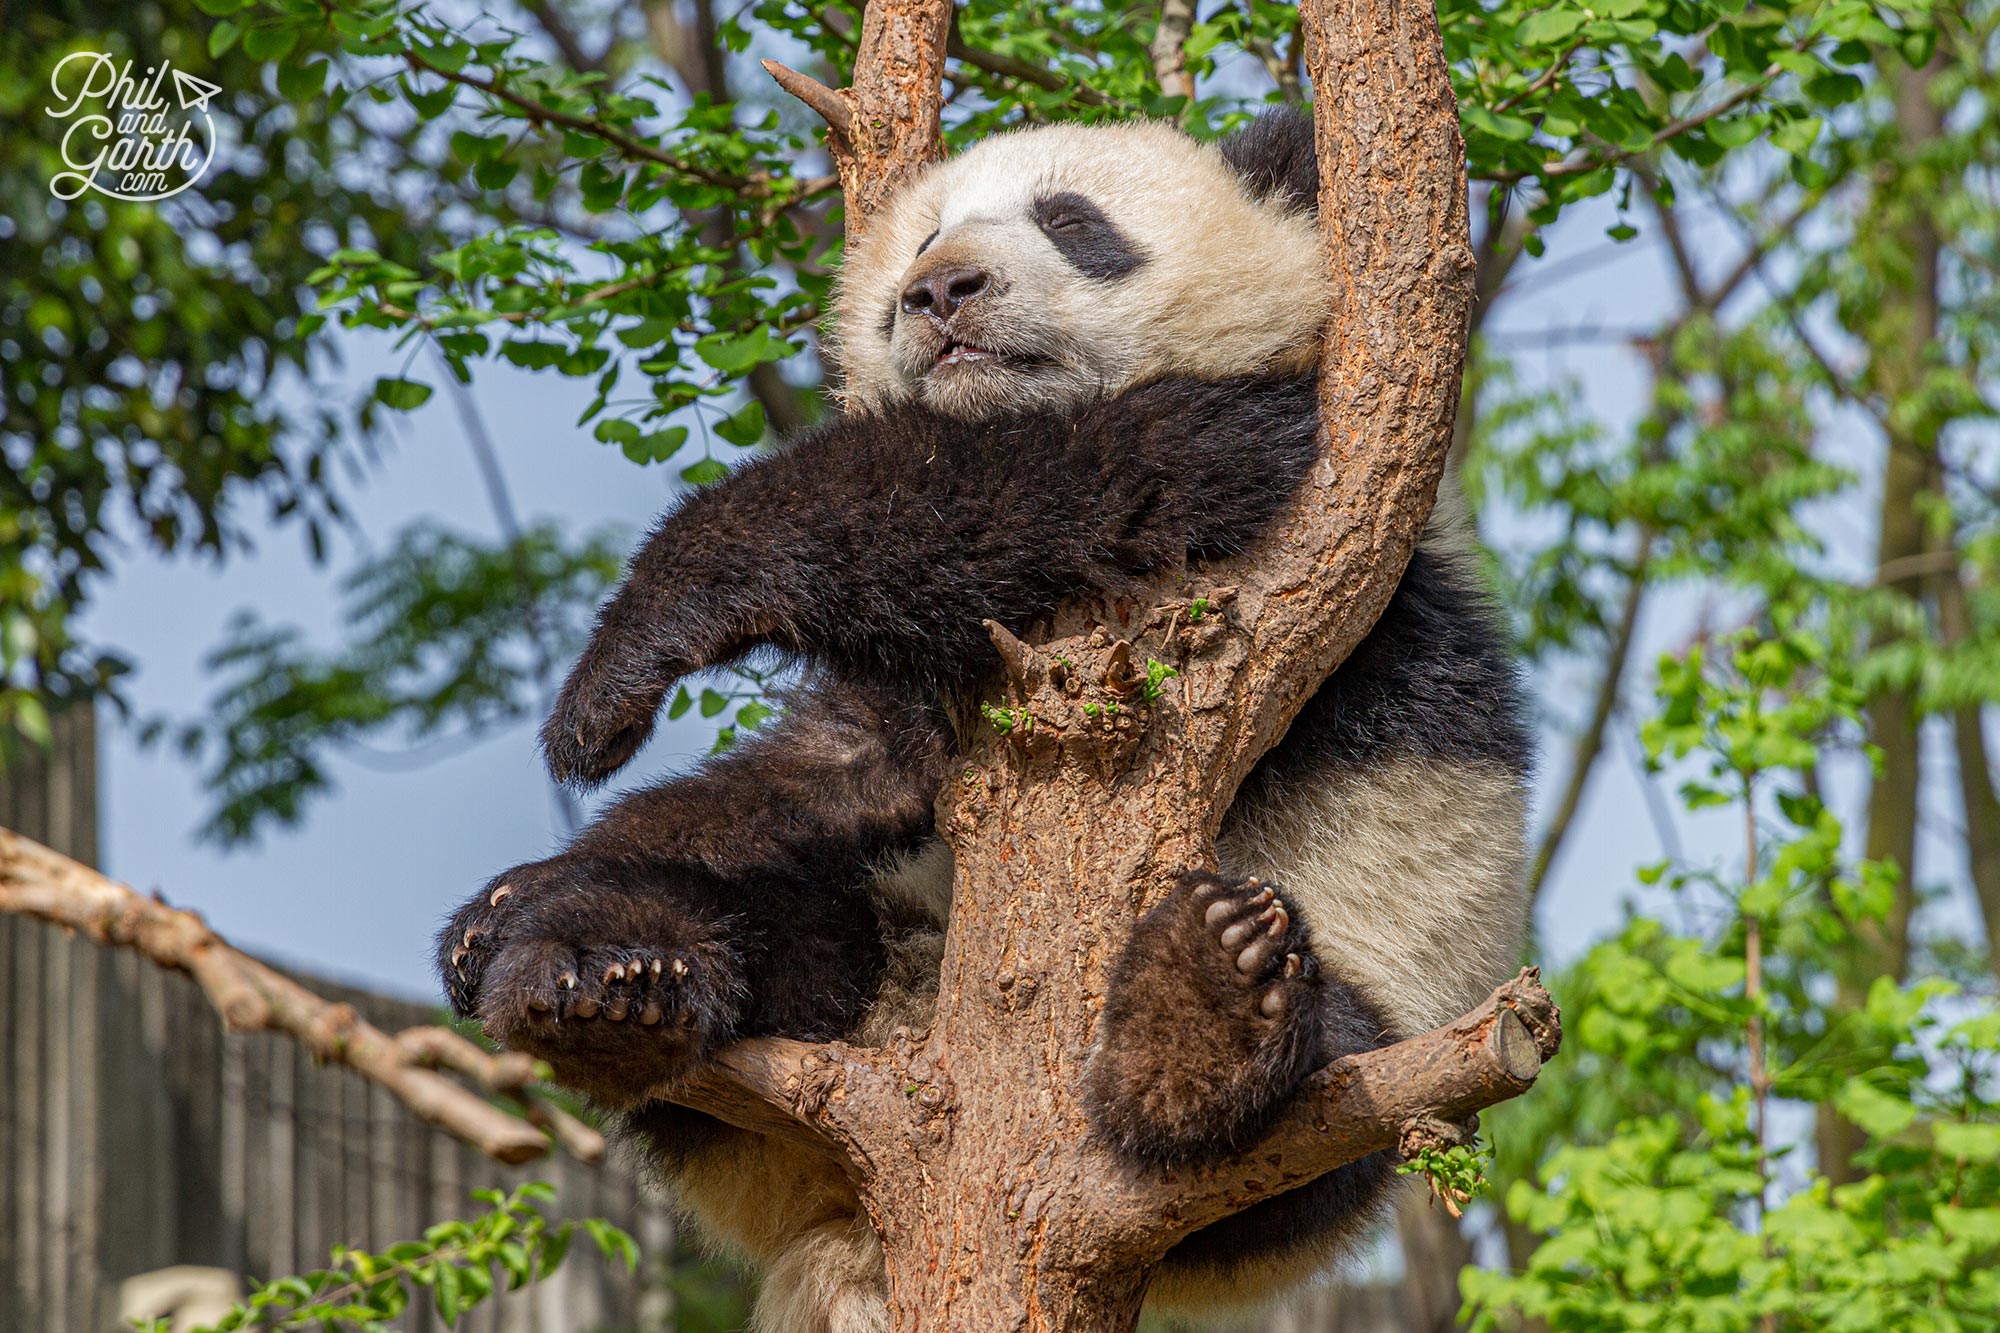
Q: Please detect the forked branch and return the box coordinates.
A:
[731,0,1550,1324]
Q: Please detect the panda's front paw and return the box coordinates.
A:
[437,857,743,1104]
[540,655,675,789]
[1084,871,1325,1165]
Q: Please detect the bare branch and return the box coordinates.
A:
[0,828,600,1166]
[1526,548,1649,907]
[518,0,609,74]
[771,0,954,237]
[762,58,855,143]
[1174,971,1558,1223]
[1150,0,1197,103]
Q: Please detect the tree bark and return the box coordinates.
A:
[707,0,1557,1328]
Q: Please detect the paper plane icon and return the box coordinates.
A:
[172,67,222,111]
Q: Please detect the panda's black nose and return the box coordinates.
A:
[900,266,992,320]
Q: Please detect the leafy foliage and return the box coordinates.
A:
[163,522,623,843]
[129,1183,636,1331]
[1467,632,2000,1330]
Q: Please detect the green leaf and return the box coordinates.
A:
[694,326,791,374]
[1516,9,1586,45]
[242,23,300,61]
[473,157,520,191]
[1769,115,1822,156]
[713,400,767,447]
[501,340,568,370]
[207,20,243,57]
[14,695,51,747]
[699,688,728,718]
[1935,1121,2000,1162]
[1463,105,1537,142]
[622,426,687,465]
[373,377,434,411]
[667,686,693,720]
[1834,1078,1917,1139]
[277,60,328,101]
[680,458,730,485]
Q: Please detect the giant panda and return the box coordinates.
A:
[437,107,1531,1330]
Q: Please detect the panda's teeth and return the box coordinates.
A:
[938,341,996,366]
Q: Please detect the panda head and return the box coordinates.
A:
[832,109,1328,421]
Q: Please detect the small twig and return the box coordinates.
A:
[0,828,597,1165]
[947,34,1113,107]
[984,619,1041,691]
[761,59,855,143]
[1492,37,1587,114]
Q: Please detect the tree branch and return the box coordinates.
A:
[761,0,954,238]
[1175,970,1558,1224]
[1150,0,1197,103]
[947,33,1114,107]
[400,50,804,199]
[0,827,602,1166]
[1482,42,1810,186]
[1525,547,1649,908]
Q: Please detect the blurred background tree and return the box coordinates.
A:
[4,0,1996,1327]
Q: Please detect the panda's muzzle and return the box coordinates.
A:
[899,263,992,321]
[899,262,1009,368]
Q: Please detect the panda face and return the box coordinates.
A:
[833,120,1330,421]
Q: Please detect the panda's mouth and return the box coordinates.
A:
[935,339,998,367]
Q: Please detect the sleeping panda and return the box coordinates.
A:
[437,107,1531,1329]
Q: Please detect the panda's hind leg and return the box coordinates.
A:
[1084,871,1326,1163]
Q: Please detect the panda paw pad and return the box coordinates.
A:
[1188,873,1317,1018]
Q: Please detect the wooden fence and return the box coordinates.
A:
[1,705,676,1332]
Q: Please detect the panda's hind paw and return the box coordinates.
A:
[437,855,747,1105]
[1083,871,1325,1164]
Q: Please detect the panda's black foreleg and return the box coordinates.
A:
[541,378,1321,787]
[1085,871,1369,1163]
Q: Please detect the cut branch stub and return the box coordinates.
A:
[761,0,954,237]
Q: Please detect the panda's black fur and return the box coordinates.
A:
[438,108,1531,1327]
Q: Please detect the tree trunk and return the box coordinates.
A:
[1822,47,1944,1187]
[683,1,1565,1330]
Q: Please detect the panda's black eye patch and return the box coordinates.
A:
[1032,191,1146,281]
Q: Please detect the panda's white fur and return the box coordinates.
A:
[834,120,1330,420]
[657,118,1529,1332]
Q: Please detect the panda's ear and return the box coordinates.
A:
[1219,106,1319,214]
